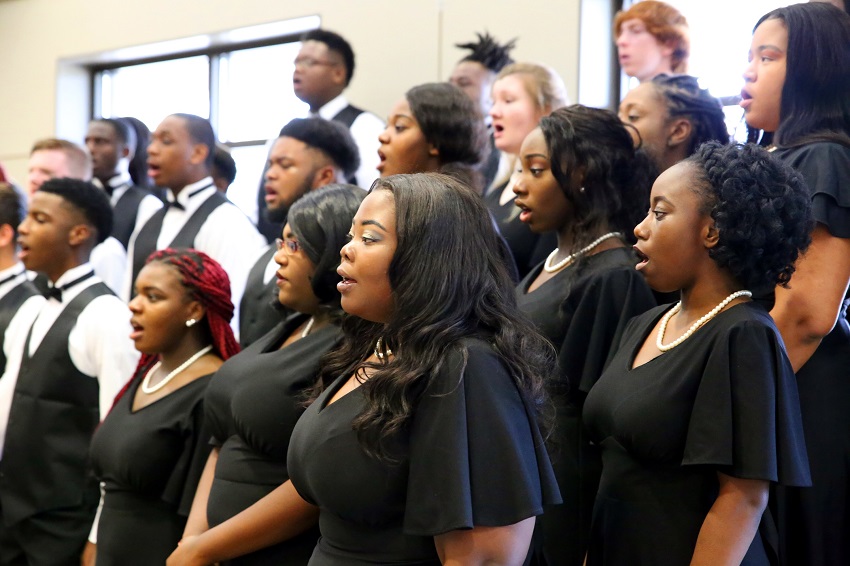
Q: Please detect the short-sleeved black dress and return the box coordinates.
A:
[287,338,562,565]
[90,367,213,566]
[517,247,657,566]
[583,302,811,565]
[204,314,341,565]
[771,142,850,566]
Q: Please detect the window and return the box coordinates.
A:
[90,16,318,221]
[619,1,795,140]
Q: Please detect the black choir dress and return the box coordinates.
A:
[771,142,850,566]
[287,338,562,565]
[582,302,811,565]
[485,183,556,279]
[516,247,657,566]
[90,368,213,566]
[204,314,341,565]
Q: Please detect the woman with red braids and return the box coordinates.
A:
[88,248,239,566]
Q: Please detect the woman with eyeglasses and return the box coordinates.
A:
[173,185,363,565]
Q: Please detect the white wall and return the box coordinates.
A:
[0,0,581,183]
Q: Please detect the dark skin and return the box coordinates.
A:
[631,163,768,564]
[17,191,97,283]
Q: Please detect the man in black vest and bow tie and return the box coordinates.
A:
[124,114,266,337]
[0,178,138,565]
[85,118,163,250]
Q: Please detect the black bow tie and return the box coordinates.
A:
[43,271,94,302]
[166,199,186,210]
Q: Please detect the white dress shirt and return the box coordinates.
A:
[314,94,384,189]
[0,263,139,458]
[90,236,127,295]
[96,171,164,234]
[124,177,268,336]
[0,263,45,459]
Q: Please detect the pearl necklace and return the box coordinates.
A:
[656,290,752,352]
[301,316,315,338]
[374,337,393,361]
[141,345,213,394]
[543,232,623,273]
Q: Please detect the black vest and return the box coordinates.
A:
[0,280,39,373]
[0,283,111,525]
[130,189,228,294]
[111,185,150,249]
[238,246,289,348]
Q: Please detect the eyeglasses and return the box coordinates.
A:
[293,57,338,69]
[275,238,301,255]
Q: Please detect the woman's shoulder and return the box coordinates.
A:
[775,141,850,173]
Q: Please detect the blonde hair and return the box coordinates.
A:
[495,62,569,114]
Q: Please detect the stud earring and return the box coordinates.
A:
[185,318,197,328]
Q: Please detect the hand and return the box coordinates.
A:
[80,541,96,566]
[167,536,209,566]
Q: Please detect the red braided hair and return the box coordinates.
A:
[111,247,240,408]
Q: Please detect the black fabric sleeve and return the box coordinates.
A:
[782,143,850,238]
[162,392,215,516]
[682,320,811,487]
[559,267,657,395]
[403,341,561,536]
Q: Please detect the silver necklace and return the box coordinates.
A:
[656,290,752,352]
[141,345,213,394]
[374,337,393,361]
[301,316,315,338]
[543,232,623,273]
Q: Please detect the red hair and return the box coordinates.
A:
[614,1,690,73]
[111,248,240,408]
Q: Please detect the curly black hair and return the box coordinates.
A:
[540,105,657,246]
[455,31,516,72]
[38,177,113,245]
[685,142,812,289]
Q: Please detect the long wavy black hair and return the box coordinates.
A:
[316,173,556,462]
[539,105,657,247]
[746,3,850,148]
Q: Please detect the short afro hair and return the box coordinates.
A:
[38,177,113,244]
[302,29,355,85]
[279,118,360,179]
[685,142,813,290]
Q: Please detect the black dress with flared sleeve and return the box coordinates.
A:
[771,142,850,566]
[287,338,562,565]
[583,302,811,565]
[204,314,341,565]
[516,247,657,566]
[90,370,213,566]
